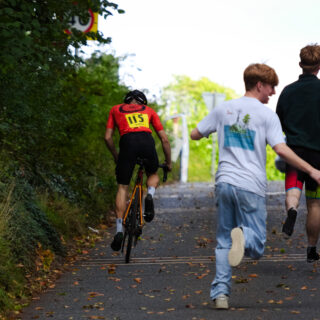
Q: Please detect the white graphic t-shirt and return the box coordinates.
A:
[197,96,285,197]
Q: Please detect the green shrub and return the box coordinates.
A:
[3,179,64,269]
[37,193,86,239]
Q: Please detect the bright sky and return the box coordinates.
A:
[85,0,320,110]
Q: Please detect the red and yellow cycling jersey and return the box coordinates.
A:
[106,104,164,136]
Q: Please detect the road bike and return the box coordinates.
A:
[121,158,168,263]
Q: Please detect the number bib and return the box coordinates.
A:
[125,113,149,129]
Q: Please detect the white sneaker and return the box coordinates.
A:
[228,227,245,267]
[213,294,229,309]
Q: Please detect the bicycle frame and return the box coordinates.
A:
[122,162,144,227]
[121,159,168,263]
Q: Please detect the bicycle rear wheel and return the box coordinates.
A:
[125,193,139,263]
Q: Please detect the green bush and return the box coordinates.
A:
[37,193,86,239]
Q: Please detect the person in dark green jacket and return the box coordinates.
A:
[276,43,320,262]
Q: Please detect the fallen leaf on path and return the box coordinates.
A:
[235,277,248,283]
[290,310,301,314]
[196,273,208,279]
[108,277,121,282]
[45,311,54,317]
[88,292,104,297]
[107,265,116,274]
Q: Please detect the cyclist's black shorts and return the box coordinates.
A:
[116,132,159,185]
[285,146,320,199]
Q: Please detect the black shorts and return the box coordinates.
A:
[116,132,159,185]
[285,146,320,199]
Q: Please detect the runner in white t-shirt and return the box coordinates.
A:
[190,63,320,310]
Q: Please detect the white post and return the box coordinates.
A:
[202,92,226,181]
[180,114,189,183]
[166,114,189,183]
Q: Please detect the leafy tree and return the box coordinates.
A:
[162,75,284,181]
[0,0,123,173]
[163,75,238,181]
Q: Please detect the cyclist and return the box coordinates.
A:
[105,90,172,251]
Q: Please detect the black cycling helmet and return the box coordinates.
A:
[124,90,148,105]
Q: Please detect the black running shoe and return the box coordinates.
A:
[282,208,297,236]
[307,246,319,263]
[111,232,123,251]
[144,194,154,222]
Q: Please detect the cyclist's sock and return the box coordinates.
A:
[147,186,155,197]
[116,218,123,233]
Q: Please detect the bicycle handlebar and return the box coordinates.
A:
[136,158,168,182]
[159,164,169,182]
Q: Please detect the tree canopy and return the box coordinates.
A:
[162,75,284,181]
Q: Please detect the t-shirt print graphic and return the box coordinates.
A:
[224,111,256,151]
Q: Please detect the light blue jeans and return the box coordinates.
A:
[210,182,267,300]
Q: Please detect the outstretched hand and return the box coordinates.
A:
[310,169,320,185]
[165,162,172,171]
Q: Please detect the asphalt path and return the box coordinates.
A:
[20,182,320,320]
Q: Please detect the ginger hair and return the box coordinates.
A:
[244,63,279,91]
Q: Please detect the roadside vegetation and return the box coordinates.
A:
[0,0,128,316]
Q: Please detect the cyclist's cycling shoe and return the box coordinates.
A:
[144,194,155,222]
[111,232,123,251]
[307,246,319,263]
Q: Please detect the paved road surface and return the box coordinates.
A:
[20,182,320,320]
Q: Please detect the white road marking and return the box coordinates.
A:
[78,253,309,266]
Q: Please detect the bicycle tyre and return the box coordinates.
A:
[125,192,139,263]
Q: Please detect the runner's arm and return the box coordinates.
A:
[104,128,118,163]
[156,130,172,171]
[273,143,320,184]
[190,128,203,140]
